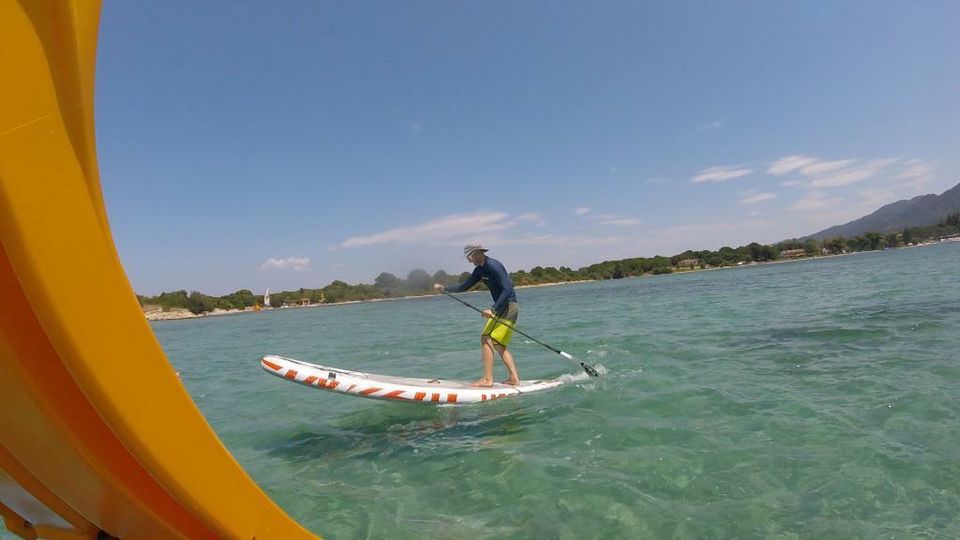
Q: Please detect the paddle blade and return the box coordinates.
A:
[559,351,599,377]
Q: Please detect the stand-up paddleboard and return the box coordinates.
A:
[261,355,572,404]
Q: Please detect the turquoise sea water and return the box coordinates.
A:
[156,244,957,538]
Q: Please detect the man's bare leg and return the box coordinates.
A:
[496,344,520,385]
[472,336,495,387]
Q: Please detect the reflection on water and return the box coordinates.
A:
[261,401,564,465]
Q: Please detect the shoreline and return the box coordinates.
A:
[146,240,958,322]
[145,279,594,322]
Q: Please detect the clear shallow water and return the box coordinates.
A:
[153,244,959,539]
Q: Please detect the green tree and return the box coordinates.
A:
[670,250,696,266]
[322,280,350,303]
[406,269,432,291]
[431,270,451,286]
[902,228,915,244]
[221,289,256,309]
[511,269,531,286]
[824,237,846,254]
[186,291,215,314]
[884,233,900,249]
[374,272,400,290]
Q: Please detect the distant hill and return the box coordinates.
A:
[808,182,960,240]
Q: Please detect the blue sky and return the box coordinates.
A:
[96,1,960,295]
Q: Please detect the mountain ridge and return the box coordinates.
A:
[807,182,960,240]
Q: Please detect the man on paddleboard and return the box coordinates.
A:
[433,244,520,387]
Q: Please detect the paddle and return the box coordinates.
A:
[440,290,600,377]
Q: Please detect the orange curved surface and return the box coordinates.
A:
[0,1,317,538]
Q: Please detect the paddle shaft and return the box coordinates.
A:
[440,290,599,377]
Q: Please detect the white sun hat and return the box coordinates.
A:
[463,244,489,257]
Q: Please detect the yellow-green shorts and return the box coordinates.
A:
[482,302,519,348]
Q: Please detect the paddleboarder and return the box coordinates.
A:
[434,244,520,387]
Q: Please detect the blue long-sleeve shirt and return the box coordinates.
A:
[446,256,517,314]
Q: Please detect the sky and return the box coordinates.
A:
[95,1,960,296]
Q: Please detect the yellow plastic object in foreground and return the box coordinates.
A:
[0,1,318,538]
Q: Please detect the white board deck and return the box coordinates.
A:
[261,355,569,405]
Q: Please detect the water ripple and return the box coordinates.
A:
[151,243,960,539]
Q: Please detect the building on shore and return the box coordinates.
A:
[780,249,806,259]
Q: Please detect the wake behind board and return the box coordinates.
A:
[261,355,570,405]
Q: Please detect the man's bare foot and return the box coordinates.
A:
[470,379,493,387]
[501,379,520,386]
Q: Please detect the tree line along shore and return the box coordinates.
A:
[139,214,960,318]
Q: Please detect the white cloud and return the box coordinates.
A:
[657,219,776,236]
[493,234,628,248]
[739,192,777,204]
[575,207,591,215]
[340,210,538,248]
[768,155,861,177]
[259,256,311,271]
[763,156,940,229]
[855,177,937,213]
[517,213,547,227]
[896,160,933,181]
[856,188,906,212]
[600,217,642,227]
[788,191,843,212]
[590,212,641,227]
[799,159,858,176]
[768,155,818,176]
[768,155,936,193]
[695,120,723,132]
[692,165,753,183]
[809,159,896,188]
